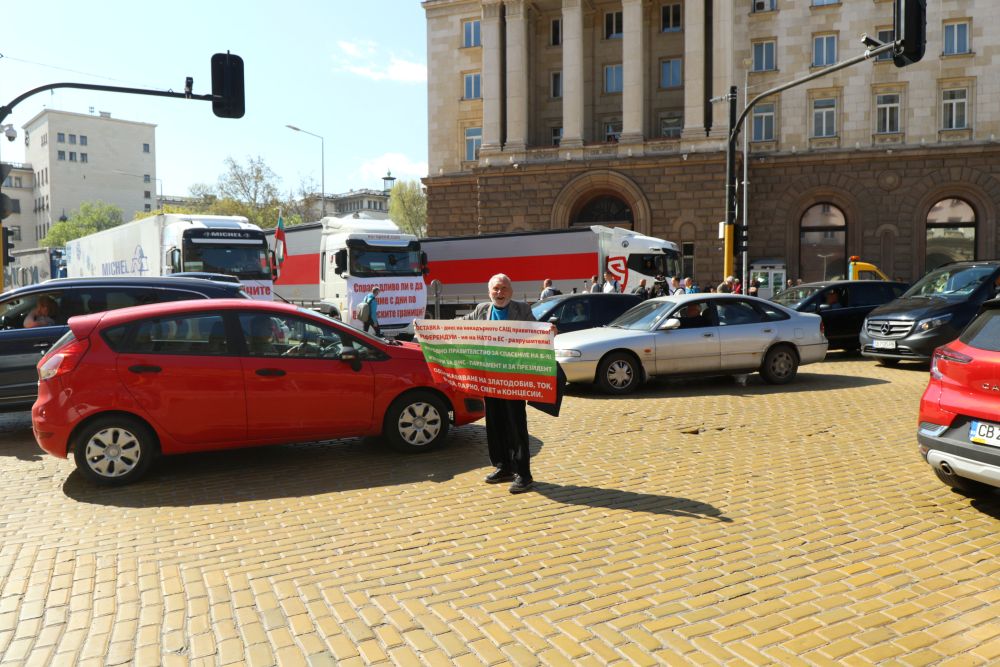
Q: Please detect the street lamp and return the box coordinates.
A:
[382,169,396,194]
[817,253,836,281]
[286,124,326,218]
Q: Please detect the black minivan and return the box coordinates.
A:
[530,292,643,334]
[860,261,1000,364]
[0,276,248,411]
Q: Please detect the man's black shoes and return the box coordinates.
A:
[509,475,534,494]
[485,468,515,484]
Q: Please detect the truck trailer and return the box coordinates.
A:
[3,247,66,291]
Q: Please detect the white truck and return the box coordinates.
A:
[421,225,682,317]
[3,247,66,290]
[66,213,275,299]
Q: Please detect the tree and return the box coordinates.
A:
[389,180,427,238]
[41,201,124,247]
[216,156,283,229]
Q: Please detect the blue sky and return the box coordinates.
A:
[0,0,428,199]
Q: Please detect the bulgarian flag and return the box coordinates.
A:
[274,212,286,266]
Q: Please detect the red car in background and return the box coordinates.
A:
[918,299,1000,495]
[32,299,484,485]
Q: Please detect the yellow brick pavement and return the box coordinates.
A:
[1,355,1000,665]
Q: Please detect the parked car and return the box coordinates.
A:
[861,261,1000,365]
[554,293,828,394]
[771,280,908,350]
[0,276,249,412]
[918,299,1000,495]
[32,299,485,485]
[530,292,643,334]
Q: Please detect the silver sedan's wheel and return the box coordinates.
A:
[597,352,640,395]
[73,416,157,485]
[760,345,798,384]
[384,391,450,452]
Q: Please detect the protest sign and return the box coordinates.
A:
[414,319,558,403]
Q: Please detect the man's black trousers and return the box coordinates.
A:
[484,397,531,479]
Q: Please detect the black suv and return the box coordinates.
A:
[771,280,908,350]
[530,292,644,334]
[0,276,248,411]
[860,261,1000,364]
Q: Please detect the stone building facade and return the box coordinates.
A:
[423,0,1000,283]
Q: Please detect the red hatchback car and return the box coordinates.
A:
[32,299,485,485]
[918,300,1000,495]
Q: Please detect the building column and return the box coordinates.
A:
[504,0,530,152]
[620,0,646,145]
[710,0,735,139]
[561,0,585,149]
[481,1,504,153]
[681,0,706,139]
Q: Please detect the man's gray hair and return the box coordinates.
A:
[489,273,512,287]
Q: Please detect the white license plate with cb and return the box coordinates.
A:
[873,339,896,350]
[970,421,1000,448]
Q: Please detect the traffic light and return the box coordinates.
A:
[0,163,11,221]
[735,224,749,253]
[211,52,245,119]
[2,227,14,265]
[893,0,926,67]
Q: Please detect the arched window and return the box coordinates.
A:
[572,194,634,228]
[799,203,846,282]
[926,198,975,271]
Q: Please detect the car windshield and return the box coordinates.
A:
[608,300,672,330]
[903,265,996,298]
[531,297,564,319]
[772,286,822,307]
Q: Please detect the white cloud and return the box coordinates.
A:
[333,40,426,83]
[358,153,428,183]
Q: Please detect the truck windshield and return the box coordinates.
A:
[349,248,423,277]
[626,252,682,278]
[183,241,272,280]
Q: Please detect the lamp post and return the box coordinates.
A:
[286,124,325,218]
[382,169,396,193]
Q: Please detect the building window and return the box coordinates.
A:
[144,174,151,183]
[660,112,683,138]
[14,177,21,188]
[40,134,47,146]
[926,198,975,270]
[80,153,88,163]
[661,4,681,32]
[463,72,481,100]
[682,242,695,279]
[551,127,563,147]
[813,35,837,67]
[463,19,481,48]
[57,151,66,161]
[57,133,65,143]
[812,0,838,6]
[69,152,77,162]
[604,64,623,93]
[603,119,623,143]
[800,203,846,282]
[812,97,837,137]
[752,0,776,12]
[876,93,900,134]
[69,134,77,145]
[80,135,88,146]
[551,71,562,99]
[752,41,776,72]
[875,29,894,61]
[551,19,561,46]
[660,58,682,89]
[943,22,970,55]
[752,103,775,141]
[942,89,967,130]
[464,127,482,161]
[605,11,623,39]
[144,191,151,199]
[144,204,152,212]
[143,143,150,153]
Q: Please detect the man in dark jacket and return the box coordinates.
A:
[462,273,538,494]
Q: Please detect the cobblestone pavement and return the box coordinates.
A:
[2,354,1000,666]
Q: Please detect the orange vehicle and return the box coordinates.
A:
[847,256,890,281]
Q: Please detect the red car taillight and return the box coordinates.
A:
[38,337,90,381]
[930,345,972,380]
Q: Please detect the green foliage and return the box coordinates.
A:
[41,201,124,247]
[389,180,427,238]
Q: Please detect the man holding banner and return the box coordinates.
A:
[415,273,558,494]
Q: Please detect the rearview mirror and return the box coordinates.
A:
[660,318,681,330]
[334,249,347,275]
[339,346,362,371]
[548,316,559,324]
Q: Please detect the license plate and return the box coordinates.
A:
[970,421,1000,448]
[873,339,896,350]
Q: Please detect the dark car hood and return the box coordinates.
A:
[867,295,958,322]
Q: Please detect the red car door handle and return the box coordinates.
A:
[128,365,161,374]
[255,368,286,377]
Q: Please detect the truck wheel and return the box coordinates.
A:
[383,391,450,453]
[597,352,641,395]
[933,467,992,497]
[760,345,798,384]
[73,415,158,485]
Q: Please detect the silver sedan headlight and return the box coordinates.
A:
[555,349,582,358]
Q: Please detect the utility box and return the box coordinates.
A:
[749,259,787,299]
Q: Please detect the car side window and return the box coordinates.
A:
[594,296,637,321]
[672,301,716,329]
[716,300,764,326]
[889,284,907,298]
[239,313,373,360]
[2,292,65,328]
[556,299,590,324]
[752,302,790,321]
[124,314,229,356]
[847,284,884,307]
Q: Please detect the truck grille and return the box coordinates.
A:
[866,319,913,339]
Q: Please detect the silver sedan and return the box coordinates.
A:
[554,293,828,394]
